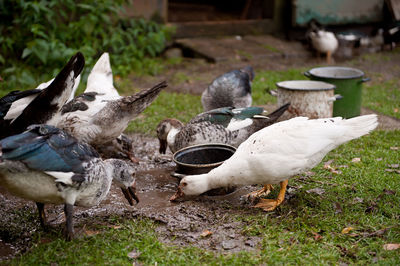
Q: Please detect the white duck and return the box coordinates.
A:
[170,115,378,211]
[309,29,339,64]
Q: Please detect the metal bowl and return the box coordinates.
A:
[173,143,236,175]
[172,143,237,196]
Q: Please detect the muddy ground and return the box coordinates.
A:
[1,36,400,260]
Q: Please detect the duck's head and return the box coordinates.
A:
[169,175,209,201]
[108,159,139,205]
[241,66,255,81]
[156,118,184,154]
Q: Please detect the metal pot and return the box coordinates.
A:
[276,80,339,120]
[173,143,236,175]
[304,66,370,118]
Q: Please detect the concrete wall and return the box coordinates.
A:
[293,0,384,26]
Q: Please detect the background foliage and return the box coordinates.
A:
[0,0,172,91]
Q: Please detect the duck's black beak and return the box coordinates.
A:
[159,139,167,154]
[169,185,185,202]
[121,180,139,205]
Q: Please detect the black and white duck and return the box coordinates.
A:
[156,103,290,154]
[48,53,167,162]
[0,52,84,139]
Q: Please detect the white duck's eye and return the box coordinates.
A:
[181,182,187,187]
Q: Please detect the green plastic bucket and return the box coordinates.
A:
[304,67,370,118]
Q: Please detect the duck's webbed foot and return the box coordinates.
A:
[246,184,274,202]
[253,180,288,211]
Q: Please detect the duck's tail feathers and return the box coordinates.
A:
[344,114,378,140]
[266,103,290,122]
[121,81,167,114]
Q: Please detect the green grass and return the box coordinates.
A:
[362,74,400,119]
[9,130,400,265]
[126,91,202,135]
[252,68,308,106]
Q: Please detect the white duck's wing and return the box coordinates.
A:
[237,115,377,167]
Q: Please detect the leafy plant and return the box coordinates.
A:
[0,0,172,92]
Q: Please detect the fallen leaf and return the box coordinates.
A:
[383,243,400,250]
[312,232,323,241]
[341,227,354,234]
[385,169,395,172]
[200,229,213,238]
[383,189,396,195]
[390,147,399,150]
[324,160,334,169]
[127,249,141,259]
[109,225,122,229]
[306,188,325,195]
[388,164,399,168]
[351,158,361,163]
[85,230,100,236]
[351,197,364,204]
[376,158,383,161]
[333,202,343,214]
[304,171,316,176]
[394,108,399,113]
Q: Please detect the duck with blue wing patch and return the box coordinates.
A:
[0,124,138,240]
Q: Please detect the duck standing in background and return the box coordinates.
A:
[201,66,254,111]
[0,124,139,240]
[0,52,85,139]
[170,115,378,211]
[307,20,338,63]
[157,103,290,154]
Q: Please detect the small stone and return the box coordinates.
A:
[222,240,237,250]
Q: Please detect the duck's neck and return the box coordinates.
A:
[187,169,231,195]
[167,127,181,149]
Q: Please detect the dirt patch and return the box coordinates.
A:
[0,133,266,260]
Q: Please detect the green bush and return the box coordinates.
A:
[0,0,172,91]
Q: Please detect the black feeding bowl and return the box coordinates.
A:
[172,143,237,196]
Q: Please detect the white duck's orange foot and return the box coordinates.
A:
[246,184,274,201]
[253,198,282,211]
[252,179,288,211]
